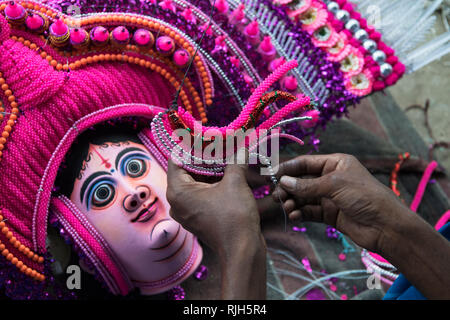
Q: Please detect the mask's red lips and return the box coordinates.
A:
[131,197,158,223]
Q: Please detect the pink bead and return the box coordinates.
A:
[369,31,382,42]
[112,26,129,42]
[393,62,406,75]
[370,65,381,78]
[385,73,399,86]
[349,38,360,48]
[338,253,346,261]
[50,19,68,36]
[386,55,398,65]
[214,0,229,14]
[373,80,386,91]
[359,18,367,29]
[342,3,353,12]
[377,41,387,52]
[25,14,44,31]
[341,294,348,300]
[91,26,109,42]
[283,75,298,91]
[156,36,175,53]
[330,284,337,292]
[5,1,25,19]
[70,28,86,44]
[384,46,395,56]
[133,29,154,47]
[341,29,352,39]
[215,35,226,47]
[173,49,190,67]
[350,11,361,20]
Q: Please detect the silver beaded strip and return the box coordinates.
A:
[325,1,393,77]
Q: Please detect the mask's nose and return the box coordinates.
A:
[123,185,151,212]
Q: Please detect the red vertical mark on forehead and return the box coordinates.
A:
[93,147,112,169]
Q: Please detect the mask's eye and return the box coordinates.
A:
[125,158,147,178]
[92,183,115,208]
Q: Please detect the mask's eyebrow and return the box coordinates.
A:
[115,147,147,169]
[80,171,112,203]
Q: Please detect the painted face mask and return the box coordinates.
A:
[69,140,202,295]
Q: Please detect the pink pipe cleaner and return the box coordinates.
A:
[258,95,311,130]
[178,60,300,134]
[410,160,438,212]
[435,211,450,230]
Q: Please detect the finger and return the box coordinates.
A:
[289,210,302,221]
[223,148,249,184]
[300,205,325,223]
[282,199,296,214]
[167,159,195,187]
[274,154,341,179]
[279,175,333,199]
[272,186,288,202]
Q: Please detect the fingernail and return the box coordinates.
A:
[280,176,296,190]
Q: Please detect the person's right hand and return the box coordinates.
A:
[272,153,413,254]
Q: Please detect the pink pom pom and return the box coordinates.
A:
[393,62,406,75]
[338,253,346,261]
[377,41,387,51]
[331,20,344,32]
[358,18,367,29]
[364,56,375,65]
[386,55,398,65]
[283,75,298,91]
[349,38,360,48]
[370,65,381,78]
[373,80,386,91]
[385,73,399,86]
[350,11,361,20]
[342,3,354,13]
[341,294,348,300]
[342,29,352,39]
[301,110,320,129]
[369,31,382,42]
[384,46,395,56]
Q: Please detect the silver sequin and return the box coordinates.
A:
[345,19,360,33]
[363,39,377,53]
[354,29,369,42]
[372,50,386,64]
[336,10,350,23]
[327,2,340,14]
[380,63,393,77]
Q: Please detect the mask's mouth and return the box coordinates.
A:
[131,197,158,223]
